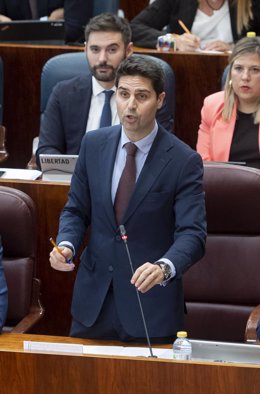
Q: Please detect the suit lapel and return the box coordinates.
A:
[99,126,121,229]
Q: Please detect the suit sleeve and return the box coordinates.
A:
[57,135,91,252]
[163,150,206,277]
[130,0,174,48]
[64,0,93,43]
[0,0,7,14]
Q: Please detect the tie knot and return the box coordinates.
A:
[103,90,114,102]
[125,142,137,156]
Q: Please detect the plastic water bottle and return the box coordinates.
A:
[173,331,192,360]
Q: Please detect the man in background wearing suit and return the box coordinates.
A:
[0,0,64,21]
[36,13,174,164]
[49,55,206,343]
[0,237,8,333]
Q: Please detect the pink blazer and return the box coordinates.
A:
[196,91,260,162]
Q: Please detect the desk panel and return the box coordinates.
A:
[0,334,260,394]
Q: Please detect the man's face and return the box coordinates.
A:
[116,75,165,141]
[85,31,132,83]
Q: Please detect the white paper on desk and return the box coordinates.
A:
[0,168,42,180]
[195,48,232,54]
[83,345,173,359]
[24,341,84,354]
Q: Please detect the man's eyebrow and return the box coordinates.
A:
[89,43,120,49]
[118,87,151,93]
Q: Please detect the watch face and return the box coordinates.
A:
[161,263,171,280]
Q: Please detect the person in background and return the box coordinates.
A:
[49,55,206,343]
[64,0,120,44]
[130,0,260,51]
[196,36,260,168]
[64,0,93,43]
[0,237,8,333]
[36,13,174,164]
[0,0,64,22]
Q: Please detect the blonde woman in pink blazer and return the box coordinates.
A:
[197,36,260,168]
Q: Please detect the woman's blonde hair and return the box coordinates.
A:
[236,0,253,35]
[222,36,260,123]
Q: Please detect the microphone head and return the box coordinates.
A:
[119,225,126,236]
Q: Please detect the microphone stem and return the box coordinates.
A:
[123,240,156,358]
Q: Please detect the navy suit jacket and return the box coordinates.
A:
[36,74,174,161]
[0,0,63,19]
[131,0,260,48]
[64,0,93,43]
[0,241,8,333]
[57,125,206,338]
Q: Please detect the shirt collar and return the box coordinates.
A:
[120,122,158,154]
[92,76,116,97]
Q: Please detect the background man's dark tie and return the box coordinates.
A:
[29,0,38,19]
[114,142,137,225]
[99,90,114,128]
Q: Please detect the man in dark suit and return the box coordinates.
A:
[36,13,174,164]
[64,0,93,43]
[49,55,206,343]
[0,0,64,21]
[0,237,8,333]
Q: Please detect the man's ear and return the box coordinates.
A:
[157,92,166,109]
[126,42,134,58]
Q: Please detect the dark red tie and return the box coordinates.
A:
[114,142,137,225]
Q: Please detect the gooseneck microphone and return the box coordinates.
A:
[119,225,157,358]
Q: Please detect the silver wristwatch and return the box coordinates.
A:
[155,262,171,281]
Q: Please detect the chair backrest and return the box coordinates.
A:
[40,52,89,114]
[0,186,38,327]
[40,51,175,128]
[0,57,3,125]
[183,163,260,342]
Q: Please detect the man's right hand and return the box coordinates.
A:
[176,33,200,51]
[0,15,12,22]
[49,246,75,272]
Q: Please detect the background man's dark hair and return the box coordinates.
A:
[85,13,132,47]
[115,55,165,97]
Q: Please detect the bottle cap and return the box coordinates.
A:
[247,32,256,37]
[176,331,188,338]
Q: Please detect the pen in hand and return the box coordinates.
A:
[49,237,73,264]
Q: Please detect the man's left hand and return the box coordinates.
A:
[131,262,164,293]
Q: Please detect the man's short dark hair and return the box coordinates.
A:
[115,55,165,97]
[85,13,132,47]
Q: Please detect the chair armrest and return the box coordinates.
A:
[245,304,260,343]
[11,278,44,334]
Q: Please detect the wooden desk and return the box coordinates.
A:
[0,333,260,394]
[0,178,73,335]
[0,43,228,168]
